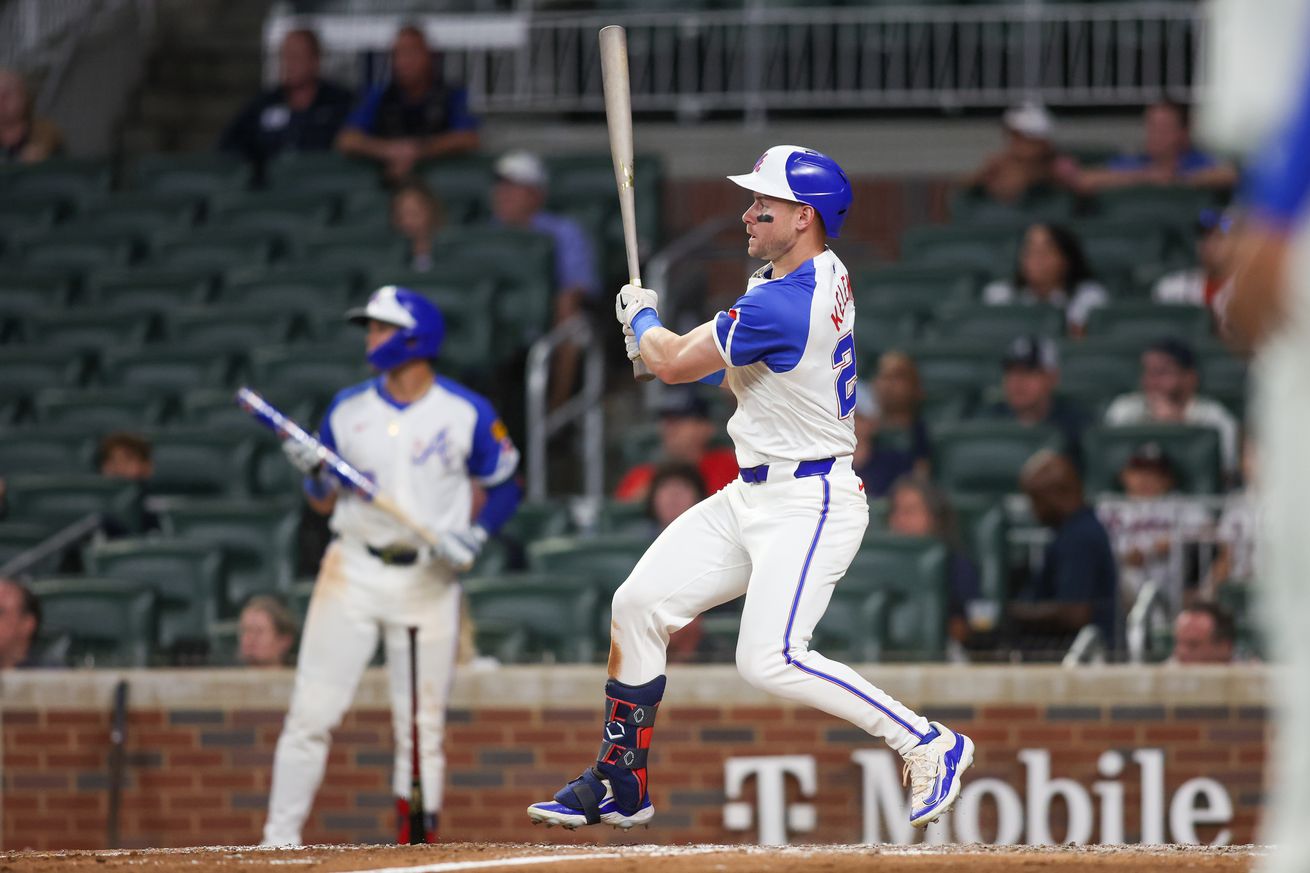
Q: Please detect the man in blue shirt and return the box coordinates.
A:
[980,335,1088,469]
[336,24,479,179]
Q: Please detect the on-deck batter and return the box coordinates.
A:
[527,145,974,831]
[262,286,521,846]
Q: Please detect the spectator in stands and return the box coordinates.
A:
[645,462,707,533]
[1097,442,1211,609]
[490,151,601,408]
[391,179,445,271]
[980,335,1088,466]
[1152,209,1236,326]
[1169,602,1238,665]
[614,388,737,502]
[1011,450,1118,657]
[0,577,44,669]
[850,384,878,476]
[337,24,479,179]
[219,29,353,176]
[238,595,297,668]
[982,223,1109,336]
[887,474,982,650]
[0,67,62,163]
[96,432,159,535]
[855,351,932,497]
[963,102,1060,205]
[1058,100,1238,194]
[1204,439,1258,598]
[1103,337,1240,476]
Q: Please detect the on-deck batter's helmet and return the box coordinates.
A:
[727,145,853,238]
[345,285,445,371]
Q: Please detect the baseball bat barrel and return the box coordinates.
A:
[599,25,656,383]
[407,626,425,844]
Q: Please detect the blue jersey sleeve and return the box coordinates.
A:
[1245,46,1310,226]
[712,261,815,373]
[446,87,479,132]
[344,86,385,134]
[436,377,519,486]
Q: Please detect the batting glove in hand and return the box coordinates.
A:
[282,439,322,475]
[426,525,487,573]
[615,283,658,330]
[622,324,641,361]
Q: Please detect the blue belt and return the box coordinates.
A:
[739,457,835,484]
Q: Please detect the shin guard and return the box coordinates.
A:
[593,675,665,815]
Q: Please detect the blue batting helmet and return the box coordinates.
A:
[727,145,853,238]
[346,285,445,371]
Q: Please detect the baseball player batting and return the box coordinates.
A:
[261,286,522,846]
[527,146,973,830]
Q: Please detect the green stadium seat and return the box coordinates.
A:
[130,153,250,196]
[1083,424,1223,495]
[266,152,380,196]
[951,494,1009,609]
[102,348,233,394]
[850,265,976,312]
[0,348,90,398]
[0,195,59,250]
[1085,303,1213,343]
[932,421,1064,496]
[0,431,94,475]
[464,572,600,663]
[929,303,1066,342]
[23,307,158,353]
[1092,186,1215,225]
[950,187,1075,225]
[78,193,204,237]
[249,346,372,407]
[19,236,134,272]
[217,272,355,311]
[1058,339,1143,400]
[902,341,1004,396]
[32,387,167,430]
[164,308,303,350]
[31,578,158,666]
[1069,220,1173,269]
[290,227,407,273]
[499,499,573,545]
[900,224,1020,274]
[527,534,652,592]
[594,499,651,536]
[148,431,257,497]
[248,437,304,498]
[84,538,226,651]
[546,153,663,250]
[159,500,299,614]
[852,303,921,363]
[5,474,142,533]
[0,272,73,312]
[0,522,57,574]
[208,191,338,234]
[420,155,495,224]
[6,159,113,207]
[85,267,216,309]
[814,533,948,661]
[151,228,279,271]
[430,228,555,344]
[180,388,313,435]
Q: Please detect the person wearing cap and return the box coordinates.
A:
[1103,336,1240,476]
[490,149,601,407]
[982,222,1110,336]
[1096,441,1212,609]
[963,102,1061,205]
[336,24,479,179]
[1152,209,1236,324]
[613,387,738,502]
[981,335,1088,466]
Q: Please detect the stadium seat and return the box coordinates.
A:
[950,186,1075,225]
[4,474,142,533]
[159,500,299,615]
[32,387,167,431]
[527,534,651,591]
[78,192,204,237]
[851,264,978,312]
[851,303,921,363]
[902,341,1004,396]
[85,267,216,309]
[0,430,94,475]
[249,346,372,408]
[1083,424,1224,495]
[0,271,73,313]
[148,431,257,497]
[164,308,303,350]
[929,303,1066,342]
[1058,339,1143,400]
[1085,303,1213,343]
[547,153,663,251]
[217,272,355,311]
[290,228,407,273]
[266,152,380,196]
[900,224,1021,274]
[932,421,1064,495]
[130,153,251,196]
[1068,220,1174,270]
[499,499,573,545]
[0,522,58,575]
[1093,185,1215,225]
[151,229,278,271]
[421,228,555,346]
[23,307,158,353]
[594,499,651,536]
[420,154,496,224]
[31,578,159,667]
[5,159,113,207]
[180,388,313,433]
[19,236,135,273]
[951,494,1009,610]
[463,572,599,663]
[84,538,226,651]
[208,191,338,234]
[102,348,233,395]
[0,195,59,250]
[248,438,304,497]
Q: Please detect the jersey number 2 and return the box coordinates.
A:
[832,332,857,419]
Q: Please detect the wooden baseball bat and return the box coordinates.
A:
[406,625,426,844]
[599,25,656,382]
[106,679,128,848]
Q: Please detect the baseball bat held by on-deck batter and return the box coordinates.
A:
[235,386,442,550]
[599,24,656,383]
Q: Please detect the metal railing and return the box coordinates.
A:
[0,514,103,580]
[269,1,1202,117]
[524,314,605,501]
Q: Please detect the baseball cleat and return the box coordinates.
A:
[527,767,655,830]
[902,721,975,828]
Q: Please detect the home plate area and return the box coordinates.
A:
[0,843,1262,872]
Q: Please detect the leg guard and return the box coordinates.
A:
[591,674,665,815]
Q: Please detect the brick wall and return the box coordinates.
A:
[0,666,1269,850]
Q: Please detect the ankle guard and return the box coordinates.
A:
[594,675,665,815]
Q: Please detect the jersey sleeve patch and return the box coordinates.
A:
[713,260,816,373]
[437,377,520,487]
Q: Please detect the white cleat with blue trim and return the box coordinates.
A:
[902,721,975,828]
[526,767,655,830]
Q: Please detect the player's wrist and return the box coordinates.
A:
[630,308,662,345]
[303,472,336,500]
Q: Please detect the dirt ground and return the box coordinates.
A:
[0,843,1263,873]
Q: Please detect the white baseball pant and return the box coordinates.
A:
[608,458,932,756]
[261,539,461,846]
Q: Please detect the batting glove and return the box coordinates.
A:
[426,525,487,573]
[615,283,658,330]
[282,439,322,475]
[622,324,641,361]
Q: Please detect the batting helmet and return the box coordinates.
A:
[345,285,445,371]
[727,145,853,238]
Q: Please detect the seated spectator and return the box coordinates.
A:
[1152,209,1235,326]
[0,67,62,163]
[982,222,1109,336]
[615,388,738,502]
[0,577,48,669]
[1103,336,1239,477]
[1204,439,1258,598]
[219,28,353,175]
[337,24,479,179]
[1059,100,1238,194]
[1096,442,1212,609]
[850,384,878,475]
[887,474,982,650]
[1169,602,1238,665]
[491,151,601,407]
[391,179,445,270]
[855,351,932,497]
[238,595,297,668]
[1010,450,1118,657]
[980,335,1088,466]
[646,462,706,533]
[97,432,159,535]
[963,102,1060,205]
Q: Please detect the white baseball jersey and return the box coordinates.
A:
[319,375,519,548]
[712,248,859,468]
